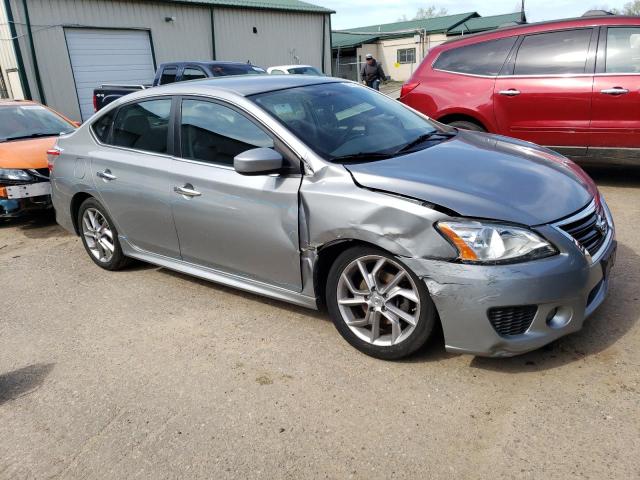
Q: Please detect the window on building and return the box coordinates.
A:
[111,99,172,153]
[397,48,416,64]
[0,71,8,99]
[159,66,178,85]
[434,37,517,76]
[180,99,273,166]
[514,29,592,75]
[182,67,207,81]
[605,27,640,73]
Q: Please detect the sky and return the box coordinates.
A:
[318,0,630,29]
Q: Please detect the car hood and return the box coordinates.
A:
[345,130,597,226]
[0,136,56,169]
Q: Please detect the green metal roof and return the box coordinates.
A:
[153,0,333,14]
[453,12,525,34]
[332,12,478,49]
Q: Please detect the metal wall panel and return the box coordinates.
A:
[9,0,212,120]
[0,0,19,97]
[214,8,328,72]
[7,0,332,120]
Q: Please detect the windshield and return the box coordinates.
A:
[287,67,322,75]
[0,105,74,142]
[251,82,446,162]
[211,65,266,76]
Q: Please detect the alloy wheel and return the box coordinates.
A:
[81,207,115,263]
[336,255,421,346]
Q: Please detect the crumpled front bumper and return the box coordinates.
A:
[404,222,617,357]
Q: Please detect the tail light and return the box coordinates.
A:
[93,94,98,112]
[47,147,61,172]
[400,81,421,98]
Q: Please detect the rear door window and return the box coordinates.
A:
[159,66,178,85]
[179,99,273,166]
[111,99,172,154]
[92,110,115,143]
[514,29,592,75]
[433,37,517,76]
[605,27,640,73]
[182,67,207,81]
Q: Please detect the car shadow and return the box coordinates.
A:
[0,363,55,405]
[583,165,640,189]
[471,242,638,372]
[159,268,328,322]
[0,210,68,239]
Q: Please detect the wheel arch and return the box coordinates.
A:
[70,192,94,235]
[436,110,492,132]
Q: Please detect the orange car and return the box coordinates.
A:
[0,100,78,218]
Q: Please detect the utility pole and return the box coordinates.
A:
[521,0,526,23]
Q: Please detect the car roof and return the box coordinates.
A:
[159,61,262,68]
[137,75,345,98]
[440,14,640,48]
[269,65,315,69]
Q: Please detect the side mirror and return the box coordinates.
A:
[234,148,283,175]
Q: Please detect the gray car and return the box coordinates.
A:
[50,76,616,360]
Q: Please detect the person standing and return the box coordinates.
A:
[361,54,386,91]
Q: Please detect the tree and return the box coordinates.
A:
[620,0,640,14]
[397,6,448,22]
[601,1,640,14]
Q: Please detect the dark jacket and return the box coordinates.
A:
[361,60,386,83]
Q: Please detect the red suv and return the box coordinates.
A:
[400,15,640,165]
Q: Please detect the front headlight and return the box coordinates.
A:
[0,168,33,182]
[436,220,557,264]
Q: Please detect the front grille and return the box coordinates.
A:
[558,202,608,257]
[488,305,537,336]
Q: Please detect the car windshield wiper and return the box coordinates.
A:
[330,152,396,164]
[394,131,457,155]
[2,132,60,142]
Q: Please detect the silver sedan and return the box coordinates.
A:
[50,76,616,359]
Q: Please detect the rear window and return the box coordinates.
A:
[159,66,178,85]
[514,29,592,75]
[210,64,266,76]
[433,37,517,76]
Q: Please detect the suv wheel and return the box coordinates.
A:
[326,246,436,360]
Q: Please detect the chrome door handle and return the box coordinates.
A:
[498,89,521,96]
[600,87,629,95]
[96,169,117,181]
[174,185,202,197]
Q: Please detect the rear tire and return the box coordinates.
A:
[448,120,486,132]
[326,246,436,360]
[78,198,131,271]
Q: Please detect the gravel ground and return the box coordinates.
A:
[0,167,638,479]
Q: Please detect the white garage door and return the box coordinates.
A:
[65,28,155,121]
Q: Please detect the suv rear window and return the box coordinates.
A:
[514,29,592,75]
[160,66,178,85]
[433,37,517,76]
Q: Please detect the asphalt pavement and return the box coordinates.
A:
[0,167,638,479]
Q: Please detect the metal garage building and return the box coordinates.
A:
[0,0,333,121]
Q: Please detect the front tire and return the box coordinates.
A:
[326,246,436,360]
[78,198,130,271]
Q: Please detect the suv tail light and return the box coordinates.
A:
[93,94,98,112]
[400,81,420,98]
[47,147,61,172]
